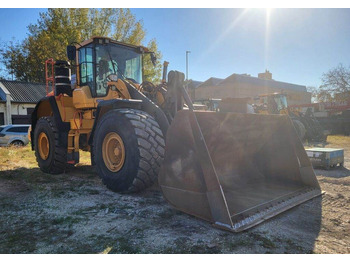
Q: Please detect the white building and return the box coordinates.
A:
[0,81,46,125]
[194,71,312,106]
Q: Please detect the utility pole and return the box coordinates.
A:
[186,51,191,92]
[186,51,191,81]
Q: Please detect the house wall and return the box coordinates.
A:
[0,81,45,125]
[0,101,36,125]
[0,103,5,125]
[10,103,36,124]
[0,102,5,113]
[195,82,311,105]
[10,103,36,115]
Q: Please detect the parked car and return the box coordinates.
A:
[0,124,31,147]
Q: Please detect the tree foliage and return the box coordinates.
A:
[0,8,162,83]
[144,39,162,82]
[316,63,350,102]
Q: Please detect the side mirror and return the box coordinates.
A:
[150,53,157,66]
[67,45,76,61]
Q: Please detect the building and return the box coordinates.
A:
[0,80,47,125]
[194,70,311,106]
[187,80,203,99]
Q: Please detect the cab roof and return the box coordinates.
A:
[77,36,150,53]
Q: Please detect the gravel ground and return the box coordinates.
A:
[0,136,349,254]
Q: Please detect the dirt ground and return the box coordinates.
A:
[0,136,349,254]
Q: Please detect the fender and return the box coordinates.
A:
[8,136,27,146]
[88,87,171,146]
[30,96,70,150]
[124,82,170,135]
[88,99,143,145]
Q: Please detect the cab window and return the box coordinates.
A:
[79,45,95,93]
[95,45,117,97]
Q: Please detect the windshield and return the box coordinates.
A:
[274,95,288,111]
[95,43,142,97]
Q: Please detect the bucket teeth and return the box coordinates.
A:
[228,188,322,232]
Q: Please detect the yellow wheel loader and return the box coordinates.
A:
[30,37,321,232]
[254,93,327,143]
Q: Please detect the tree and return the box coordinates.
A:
[0,8,162,83]
[143,39,162,82]
[306,86,318,102]
[318,63,350,102]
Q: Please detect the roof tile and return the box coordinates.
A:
[0,81,47,103]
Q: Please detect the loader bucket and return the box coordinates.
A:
[159,110,322,232]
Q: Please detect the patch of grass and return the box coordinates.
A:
[330,218,342,226]
[249,232,276,249]
[72,202,127,217]
[83,230,147,254]
[0,198,24,212]
[86,189,100,195]
[0,215,76,253]
[261,238,276,249]
[285,239,305,253]
[1,226,37,253]
[224,238,254,250]
[157,208,181,220]
[0,145,37,171]
[160,237,223,254]
[115,236,141,253]
[51,216,82,227]
[326,135,350,146]
[116,203,134,210]
[0,167,61,188]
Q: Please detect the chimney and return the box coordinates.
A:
[258,70,272,80]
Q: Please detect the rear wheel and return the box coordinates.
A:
[34,117,67,174]
[92,109,165,193]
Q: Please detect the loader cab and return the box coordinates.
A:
[258,93,288,114]
[69,37,148,98]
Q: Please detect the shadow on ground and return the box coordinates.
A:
[315,166,350,178]
[0,165,323,254]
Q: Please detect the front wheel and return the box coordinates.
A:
[34,117,67,174]
[92,109,165,193]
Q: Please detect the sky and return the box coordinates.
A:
[0,8,350,88]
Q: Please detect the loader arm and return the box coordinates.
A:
[180,84,234,229]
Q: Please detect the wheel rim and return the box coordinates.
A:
[102,132,125,172]
[38,132,49,160]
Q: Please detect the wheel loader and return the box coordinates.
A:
[30,36,322,232]
[254,93,327,144]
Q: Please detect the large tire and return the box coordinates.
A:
[292,119,306,142]
[34,117,67,174]
[92,109,165,193]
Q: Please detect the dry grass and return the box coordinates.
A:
[326,135,350,148]
[0,145,37,171]
[0,145,91,171]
